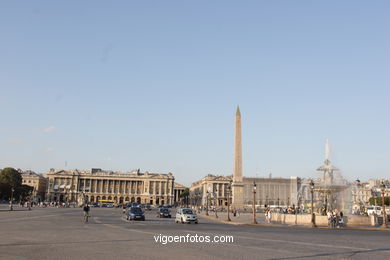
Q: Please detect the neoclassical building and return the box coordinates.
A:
[20,170,48,202]
[190,174,300,208]
[190,174,232,207]
[173,182,187,205]
[45,168,175,205]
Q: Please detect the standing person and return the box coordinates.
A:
[327,211,332,227]
[267,209,272,223]
[331,210,337,228]
[339,211,344,227]
[83,204,90,223]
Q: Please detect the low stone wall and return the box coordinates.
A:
[271,213,375,227]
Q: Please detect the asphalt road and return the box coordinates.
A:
[0,207,389,260]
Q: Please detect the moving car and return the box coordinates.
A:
[175,208,198,224]
[157,208,171,218]
[126,207,145,221]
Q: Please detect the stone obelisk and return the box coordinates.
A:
[232,106,244,208]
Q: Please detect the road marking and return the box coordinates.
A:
[0,212,75,223]
[183,230,389,253]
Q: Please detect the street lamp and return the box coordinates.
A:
[371,188,378,224]
[28,190,32,210]
[310,180,316,228]
[253,181,257,224]
[214,188,218,219]
[380,181,387,228]
[227,181,232,221]
[356,179,362,214]
[9,187,15,211]
[206,190,209,216]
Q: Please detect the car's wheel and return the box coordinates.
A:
[195,221,198,224]
[181,218,184,224]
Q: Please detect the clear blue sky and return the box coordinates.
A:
[1,1,389,186]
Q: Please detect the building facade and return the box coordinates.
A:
[173,182,187,205]
[45,168,175,205]
[242,177,300,207]
[190,174,233,207]
[190,174,300,208]
[20,170,47,202]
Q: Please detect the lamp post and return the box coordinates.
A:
[253,181,257,224]
[356,179,362,214]
[310,180,316,228]
[214,189,218,219]
[380,181,387,228]
[28,190,32,210]
[370,188,377,224]
[227,181,232,221]
[206,190,209,216]
[9,187,15,211]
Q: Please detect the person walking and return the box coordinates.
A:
[83,204,90,223]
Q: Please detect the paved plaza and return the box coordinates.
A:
[0,206,389,260]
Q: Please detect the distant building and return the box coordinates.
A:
[20,170,47,202]
[173,182,187,205]
[190,174,300,208]
[190,174,232,207]
[45,168,175,205]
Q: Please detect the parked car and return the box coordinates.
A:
[126,207,145,221]
[157,208,171,218]
[145,203,152,210]
[175,208,198,224]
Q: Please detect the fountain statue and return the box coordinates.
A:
[314,140,349,213]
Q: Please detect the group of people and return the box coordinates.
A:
[327,209,344,228]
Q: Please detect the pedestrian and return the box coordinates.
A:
[267,209,272,223]
[327,211,332,227]
[331,210,337,228]
[83,204,90,222]
[339,211,344,227]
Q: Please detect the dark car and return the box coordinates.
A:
[90,202,99,207]
[157,208,171,218]
[126,207,145,221]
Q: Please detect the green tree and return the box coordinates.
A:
[0,168,22,188]
[180,188,190,207]
[0,168,22,200]
[369,197,390,206]
[17,185,34,201]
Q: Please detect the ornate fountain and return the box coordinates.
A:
[314,140,349,213]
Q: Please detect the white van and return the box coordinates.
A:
[366,206,381,216]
